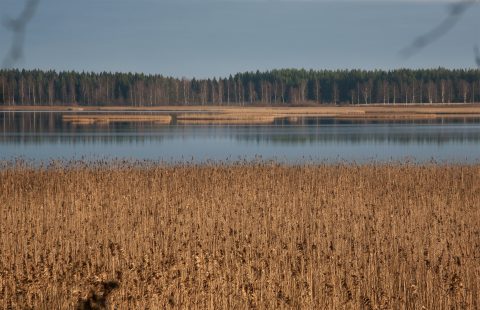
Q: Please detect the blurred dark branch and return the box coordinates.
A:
[400,0,477,59]
[2,0,40,68]
[475,45,480,67]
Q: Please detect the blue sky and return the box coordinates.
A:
[0,0,479,78]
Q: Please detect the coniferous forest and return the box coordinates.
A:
[1,68,479,106]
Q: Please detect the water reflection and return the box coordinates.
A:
[1,112,480,163]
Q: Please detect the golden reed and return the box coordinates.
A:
[0,162,479,309]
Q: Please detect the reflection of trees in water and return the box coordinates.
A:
[3,112,480,132]
[0,135,167,145]
[1,112,480,146]
[234,132,480,146]
[0,112,172,134]
[3,130,480,145]
[273,117,480,126]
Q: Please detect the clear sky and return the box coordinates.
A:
[0,0,479,78]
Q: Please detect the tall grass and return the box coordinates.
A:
[0,163,479,309]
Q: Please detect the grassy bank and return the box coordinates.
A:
[0,163,479,308]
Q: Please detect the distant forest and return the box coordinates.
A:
[1,68,479,106]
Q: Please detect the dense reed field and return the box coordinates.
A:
[0,162,479,309]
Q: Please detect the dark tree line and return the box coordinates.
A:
[1,68,479,106]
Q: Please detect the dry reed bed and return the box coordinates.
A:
[170,106,480,124]
[61,114,172,125]
[0,163,479,309]
[176,113,277,125]
[176,119,276,125]
[4,104,480,115]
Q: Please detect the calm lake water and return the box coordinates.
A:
[1,112,480,163]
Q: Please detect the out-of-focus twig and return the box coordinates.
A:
[400,0,478,59]
[1,0,40,68]
[475,45,480,67]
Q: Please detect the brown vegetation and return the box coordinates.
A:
[176,113,277,125]
[174,106,480,124]
[4,105,480,124]
[61,114,172,125]
[0,163,479,308]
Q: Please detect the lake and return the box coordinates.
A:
[1,111,480,163]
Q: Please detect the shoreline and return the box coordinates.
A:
[2,104,480,124]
